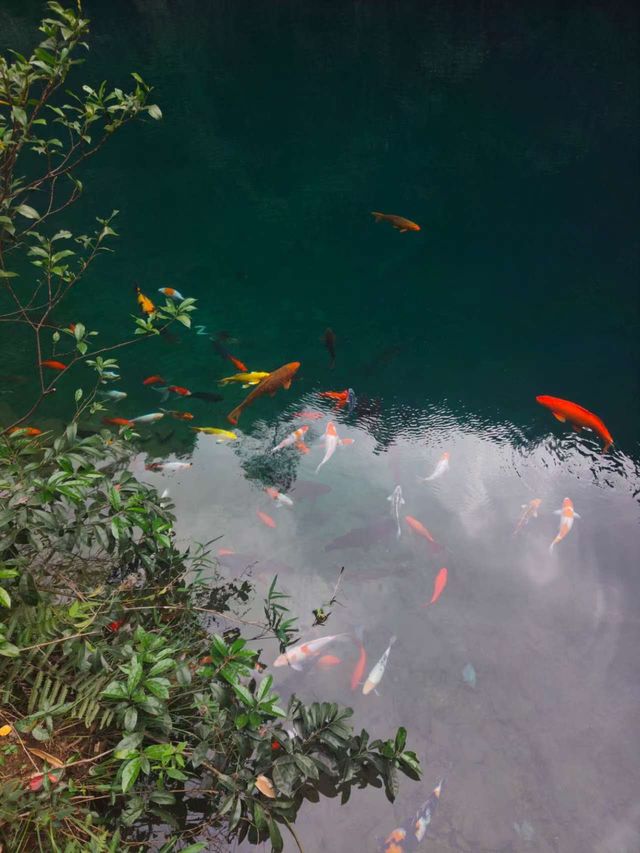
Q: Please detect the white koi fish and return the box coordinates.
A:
[513,498,542,535]
[265,487,294,507]
[131,412,165,424]
[315,421,354,474]
[362,635,396,695]
[158,287,185,301]
[99,390,127,402]
[418,451,449,483]
[387,485,405,538]
[271,426,309,454]
[549,497,580,552]
[273,633,347,671]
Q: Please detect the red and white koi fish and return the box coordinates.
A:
[418,452,449,483]
[350,626,367,691]
[265,487,294,507]
[513,498,542,535]
[273,633,347,670]
[145,461,192,473]
[158,287,185,301]
[271,425,309,454]
[422,567,448,607]
[414,779,444,841]
[315,421,354,474]
[256,510,276,529]
[362,635,396,695]
[549,497,580,552]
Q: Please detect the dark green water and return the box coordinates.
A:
[2,2,639,851]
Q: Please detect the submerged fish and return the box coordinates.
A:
[371,211,421,232]
[350,626,367,691]
[315,421,354,474]
[462,663,477,687]
[387,485,405,538]
[8,426,43,437]
[160,409,194,421]
[191,391,224,403]
[363,635,396,695]
[536,395,613,451]
[405,515,436,543]
[325,517,396,552]
[323,328,336,368]
[212,337,248,373]
[422,567,448,607]
[99,390,127,402]
[191,426,237,441]
[219,371,270,387]
[256,510,276,529]
[145,461,192,473]
[265,487,294,507]
[40,360,66,371]
[318,389,350,409]
[513,498,542,535]
[273,634,347,670]
[143,375,166,386]
[549,497,580,552]
[346,387,357,414]
[316,654,341,670]
[414,779,444,841]
[271,425,310,454]
[158,286,184,301]
[227,362,300,425]
[103,417,135,427]
[418,452,450,483]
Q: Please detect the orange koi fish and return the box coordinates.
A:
[350,626,367,691]
[513,498,542,535]
[381,827,408,853]
[8,427,42,437]
[143,375,165,386]
[256,510,276,529]
[318,389,349,409]
[227,362,300,425]
[422,567,448,607]
[161,409,194,421]
[103,417,135,427]
[536,395,613,452]
[135,286,155,316]
[316,654,342,670]
[371,211,421,232]
[40,360,66,371]
[218,548,235,557]
[211,338,248,372]
[167,385,191,397]
[271,425,309,454]
[549,497,580,552]
[273,633,347,670]
[315,421,354,473]
[405,515,436,543]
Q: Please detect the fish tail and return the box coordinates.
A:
[227,406,242,426]
[549,539,557,553]
[371,212,384,222]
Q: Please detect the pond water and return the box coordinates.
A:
[1,1,639,851]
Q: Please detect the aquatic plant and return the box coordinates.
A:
[0,4,421,850]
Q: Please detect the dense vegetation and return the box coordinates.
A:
[0,5,420,851]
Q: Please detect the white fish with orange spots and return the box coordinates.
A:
[549,497,580,552]
[273,633,347,671]
[314,421,354,474]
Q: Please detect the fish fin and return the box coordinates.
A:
[340,438,355,446]
[283,379,292,390]
[549,541,556,553]
[374,688,381,696]
[400,497,406,504]
[387,495,392,501]
[289,662,304,672]
[552,412,566,422]
[574,512,581,519]
[399,228,408,233]
[553,509,562,515]
[296,441,310,454]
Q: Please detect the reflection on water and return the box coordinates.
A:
[138,398,640,852]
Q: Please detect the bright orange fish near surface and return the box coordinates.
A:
[256,510,276,529]
[318,389,349,409]
[167,385,191,397]
[40,360,66,371]
[143,375,165,386]
[405,515,436,543]
[8,426,43,437]
[371,211,421,232]
[536,395,613,451]
[227,361,300,425]
[350,626,367,691]
[422,567,448,607]
[316,654,342,670]
[135,286,155,316]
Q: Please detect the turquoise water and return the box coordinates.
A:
[2,1,639,850]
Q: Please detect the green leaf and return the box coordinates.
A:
[272,756,300,798]
[121,756,142,793]
[124,706,138,731]
[0,642,20,657]
[175,662,192,686]
[147,104,162,120]
[0,588,11,608]
[74,388,83,403]
[114,732,144,759]
[147,658,175,677]
[179,844,207,853]
[144,677,170,700]
[394,726,406,753]
[232,682,254,708]
[102,680,128,701]
[149,791,176,806]
[127,658,143,693]
[293,754,319,780]
[267,817,283,853]
[0,270,18,278]
[253,801,267,833]
[16,204,40,220]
